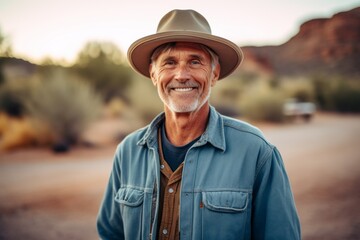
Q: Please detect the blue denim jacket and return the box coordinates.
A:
[97,106,301,240]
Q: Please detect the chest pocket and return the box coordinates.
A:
[203,191,248,212]
[201,191,249,239]
[115,187,144,239]
[115,187,144,206]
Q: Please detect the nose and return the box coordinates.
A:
[174,62,190,82]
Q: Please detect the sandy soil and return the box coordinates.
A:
[0,113,359,240]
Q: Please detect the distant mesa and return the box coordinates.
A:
[240,7,360,77]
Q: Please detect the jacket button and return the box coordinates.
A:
[168,188,174,193]
[160,165,165,169]
[162,229,168,235]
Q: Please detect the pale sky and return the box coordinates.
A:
[0,0,359,65]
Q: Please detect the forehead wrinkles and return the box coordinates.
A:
[159,47,210,63]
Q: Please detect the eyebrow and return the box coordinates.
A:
[160,56,177,63]
[189,54,205,61]
[161,54,205,62]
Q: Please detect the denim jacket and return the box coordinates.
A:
[97,106,301,240]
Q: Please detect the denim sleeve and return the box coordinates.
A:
[252,147,301,239]
[97,146,125,240]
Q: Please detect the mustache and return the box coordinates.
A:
[166,80,199,89]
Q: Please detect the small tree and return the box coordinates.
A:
[74,41,132,101]
[25,69,102,151]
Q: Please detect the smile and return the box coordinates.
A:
[172,87,196,92]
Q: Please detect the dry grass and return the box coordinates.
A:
[0,113,52,152]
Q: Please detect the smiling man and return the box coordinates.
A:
[150,42,219,146]
[97,9,301,240]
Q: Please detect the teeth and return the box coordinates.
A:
[174,88,193,92]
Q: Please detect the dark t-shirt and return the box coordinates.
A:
[161,123,200,171]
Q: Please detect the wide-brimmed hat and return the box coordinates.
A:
[127,9,243,80]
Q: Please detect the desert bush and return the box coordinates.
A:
[0,80,31,117]
[211,77,244,116]
[280,78,315,102]
[329,80,360,112]
[311,75,330,109]
[126,75,163,123]
[73,41,133,101]
[239,81,286,122]
[103,97,128,118]
[25,70,103,150]
[311,75,360,112]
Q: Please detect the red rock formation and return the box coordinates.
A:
[240,7,360,77]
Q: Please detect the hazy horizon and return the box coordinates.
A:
[0,0,359,65]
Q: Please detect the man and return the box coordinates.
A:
[97,9,301,240]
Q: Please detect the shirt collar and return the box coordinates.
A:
[137,112,165,147]
[137,106,226,151]
[199,106,226,151]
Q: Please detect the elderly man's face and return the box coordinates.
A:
[150,43,220,113]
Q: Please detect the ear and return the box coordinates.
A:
[149,63,157,86]
[211,63,220,87]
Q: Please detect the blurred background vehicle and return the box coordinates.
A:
[283,98,316,122]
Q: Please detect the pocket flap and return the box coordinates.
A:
[202,191,248,213]
[115,188,144,207]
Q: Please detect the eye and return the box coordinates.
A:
[164,60,176,66]
[190,59,201,65]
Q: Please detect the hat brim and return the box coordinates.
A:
[127,31,243,80]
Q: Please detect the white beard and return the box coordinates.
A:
[163,87,211,113]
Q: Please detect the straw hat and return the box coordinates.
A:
[127,9,243,80]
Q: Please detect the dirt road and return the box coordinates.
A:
[0,113,359,240]
[263,114,360,239]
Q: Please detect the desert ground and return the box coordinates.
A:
[0,112,359,240]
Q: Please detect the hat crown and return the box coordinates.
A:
[157,9,212,34]
[128,9,243,80]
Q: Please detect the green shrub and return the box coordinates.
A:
[211,77,244,116]
[310,75,360,112]
[126,75,163,122]
[280,78,315,102]
[0,79,34,117]
[311,75,330,110]
[73,41,133,101]
[330,81,360,113]
[0,83,24,117]
[25,70,102,149]
[239,81,286,122]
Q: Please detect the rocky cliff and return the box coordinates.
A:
[240,7,360,77]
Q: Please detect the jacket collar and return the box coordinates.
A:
[200,106,226,151]
[137,106,226,151]
[137,112,165,148]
